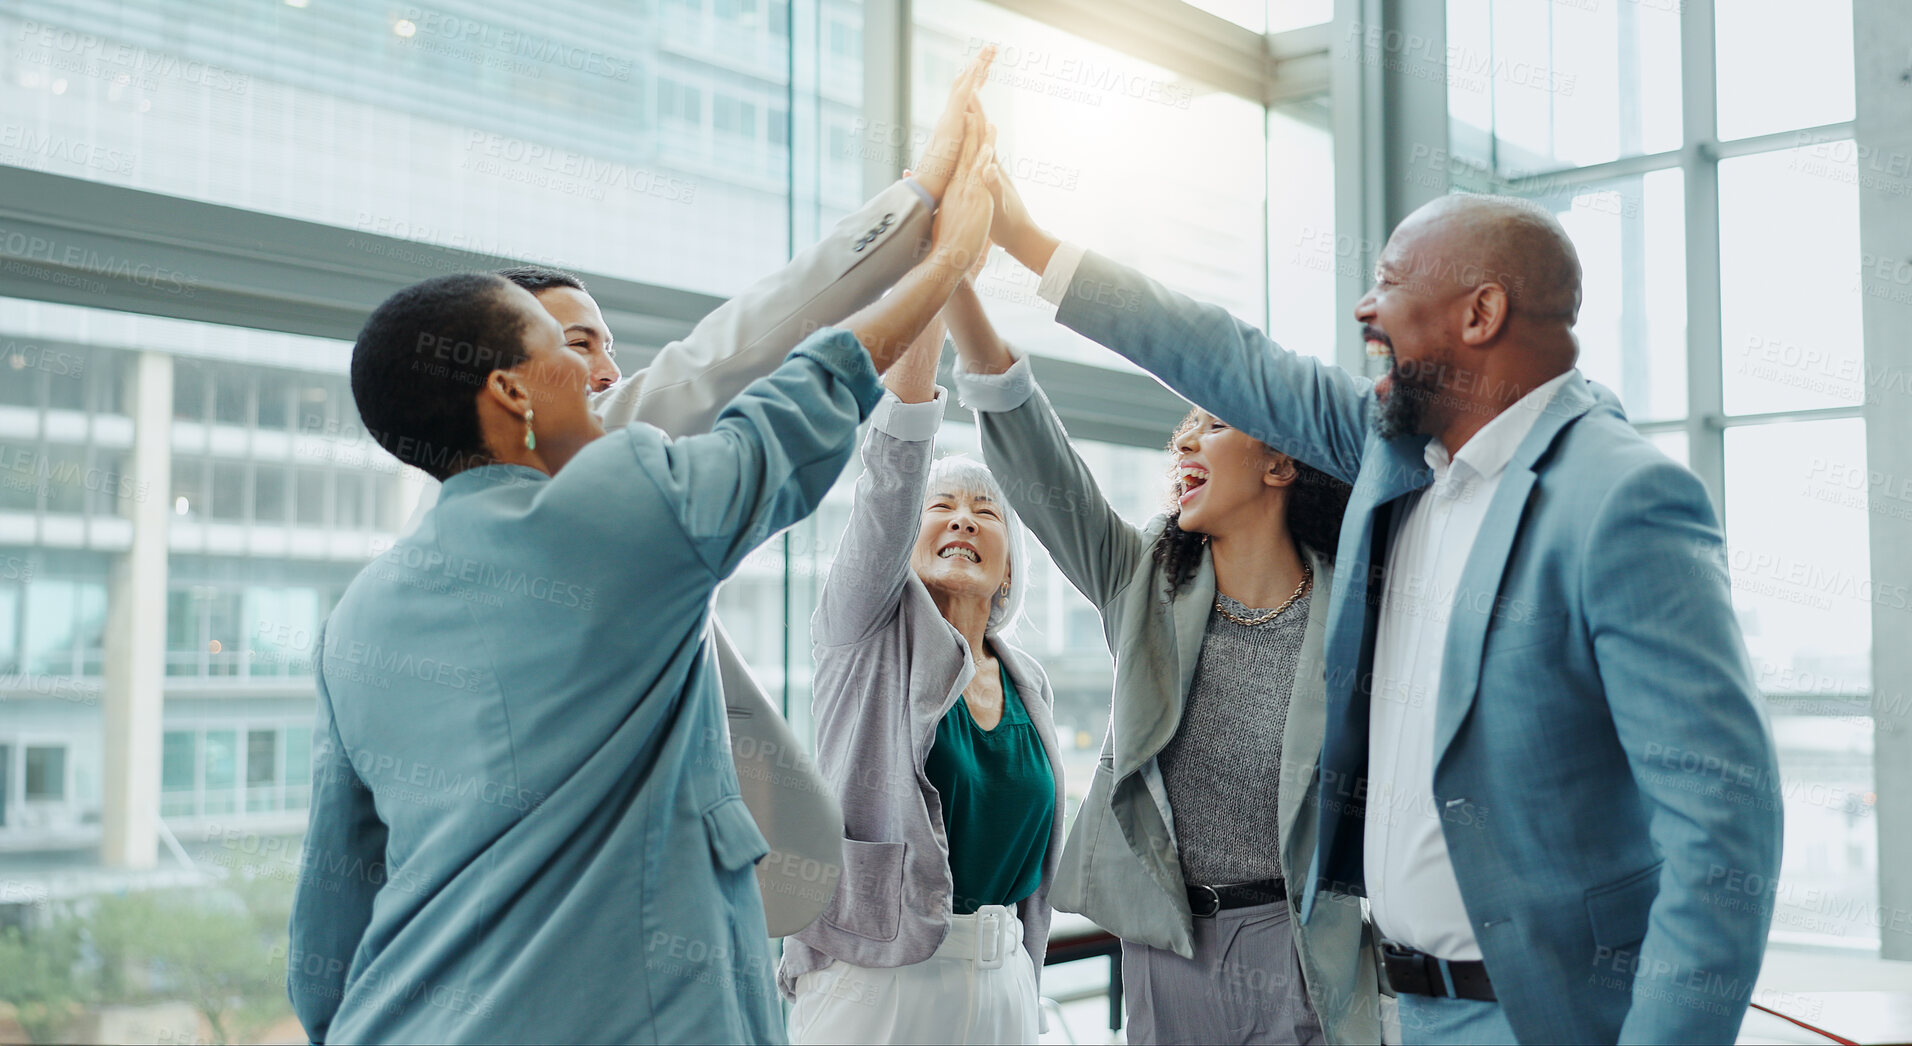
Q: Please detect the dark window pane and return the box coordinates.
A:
[75,583,106,677]
[42,447,87,514]
[295,470,328,526]
[206,590,243,677]
[0,447,36,511]
[166,588,199,677]
[23,746,64,800]
[171,457,206,520]
[284,725,313,810]
[173,361,210,421]
[211,462,247,521]
[296,381,336,437]
[45,350,85,410]
[0,583,18,674]
[214,370,253,427]
[247,729,277,786]
[255,467,288,525]
[337,473,366,529]
[257,372,293,430]
[87,454,137,517]
[161,730,197,817]
[203,730,237,814]
[0,353,45,407]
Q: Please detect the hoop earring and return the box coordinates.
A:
[523,409,537,451]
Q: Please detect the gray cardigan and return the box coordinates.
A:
[958,359,1382,1046]
[778,390,1066,999]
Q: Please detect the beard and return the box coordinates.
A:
[1374,351,1449,440]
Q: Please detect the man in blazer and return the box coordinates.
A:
[445,47,994,935]
[984,185,1782,1044]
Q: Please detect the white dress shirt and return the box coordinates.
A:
[1364,369,1576,960]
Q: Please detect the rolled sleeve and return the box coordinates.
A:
[954,347,1035,413]
[1036,241,1088,306]
[868,387,947,442]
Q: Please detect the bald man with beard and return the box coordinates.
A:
[984,184,1782,1044]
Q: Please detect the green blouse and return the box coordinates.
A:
[924,662,1055,915]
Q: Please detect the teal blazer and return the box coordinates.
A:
[1052,251,1783,1045]
[287,331,881,1044]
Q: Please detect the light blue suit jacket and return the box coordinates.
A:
[287,331,881,1044]
[1053,251,1783,1045]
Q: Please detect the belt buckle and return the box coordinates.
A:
[975,906,1006,970]
[1191,883,1221,918]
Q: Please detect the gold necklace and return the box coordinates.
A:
[1213,562,1313,627]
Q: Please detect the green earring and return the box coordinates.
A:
[524,409,536,451]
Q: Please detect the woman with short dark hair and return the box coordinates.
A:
[287,109,999,1043]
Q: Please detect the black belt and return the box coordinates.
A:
[1379,939,1497,1001]
[1186,877,1285,918]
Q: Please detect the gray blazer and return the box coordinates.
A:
[958,361,1382,1045]
[591,178,934,936]
[779,394,1067,998]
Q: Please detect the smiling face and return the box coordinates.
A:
[493,284,605,472]
[1170,409,1295,538]
[1353,215,1467,440]
[909,485,1012,608]
[531,285,621,393]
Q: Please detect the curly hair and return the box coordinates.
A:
[1151,411,1353,594]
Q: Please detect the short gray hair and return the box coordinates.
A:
[925,454,1027,635]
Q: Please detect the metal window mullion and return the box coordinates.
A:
[1714,119,1856,160]
[1680,0,1726,517]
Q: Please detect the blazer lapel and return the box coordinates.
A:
[1432,379,1598,765]
[1110,532,1213,783]
[1277,545,1335,869]
[1306,436,1430,912]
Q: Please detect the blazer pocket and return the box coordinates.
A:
[703,794,771,871]
[1584,860,1663,951]
[822,838,906,943]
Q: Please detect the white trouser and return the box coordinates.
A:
[788,905,1039,1045]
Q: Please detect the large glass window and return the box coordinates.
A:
[1715,0,1855,141]
[0,0,823,296]
[913,0,1268,369]
[1454,0,1875,957]
[1719,142,1865,416]
[1445,0,1682,173]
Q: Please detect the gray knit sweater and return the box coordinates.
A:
[1156,592,1310,885]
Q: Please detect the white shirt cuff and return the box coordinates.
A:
[903,177,936,209]
[1036,241,1088,306]
[953,347,1035,413]
[868,386,946,442]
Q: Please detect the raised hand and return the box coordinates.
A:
[929,114,996,282]
[984,161,1060,277]
[912,45,996,200]
[846,112,995,374]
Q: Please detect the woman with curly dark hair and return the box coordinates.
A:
[944,272,1379,1045]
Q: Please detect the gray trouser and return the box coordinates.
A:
[1121,900,1325,1045]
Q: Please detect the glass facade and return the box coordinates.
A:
[1449,0,1877,949]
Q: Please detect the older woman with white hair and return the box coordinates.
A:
[779,314,1065,1045]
